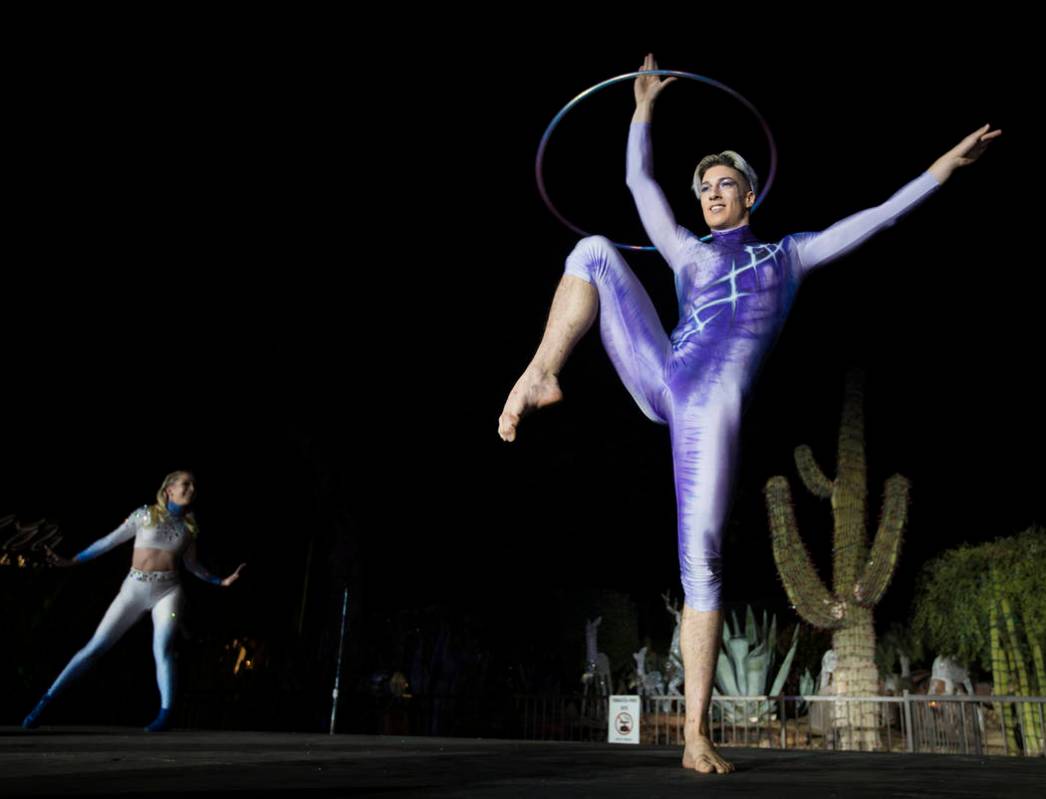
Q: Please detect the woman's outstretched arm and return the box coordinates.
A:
[66,506,148,564]
[183,538,245,587]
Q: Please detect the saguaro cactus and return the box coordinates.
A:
[763,368,909,751]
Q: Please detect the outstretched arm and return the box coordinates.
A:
[791,171,942,280]
[794,124,1002,280]
[69,507,147,564]
[182,538,246,587]
[927,123,1002,184]
[625,53,688,271]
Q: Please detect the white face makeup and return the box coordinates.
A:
[166,474,196,507]
[699,165,754,231]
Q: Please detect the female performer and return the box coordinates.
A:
[498,53,1000,774]
[21,470,246,732]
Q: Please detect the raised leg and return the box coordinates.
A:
[497,273,592,442]
[498,235,670,442]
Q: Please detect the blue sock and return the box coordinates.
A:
[144,707,173,732]
[22,692,54,729]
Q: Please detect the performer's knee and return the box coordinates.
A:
[564,235,616,285]
[79,633,114,661]
[152,602,180,659]
[681,556,723,613]
[152,632,175,661]
[61,643,103,681]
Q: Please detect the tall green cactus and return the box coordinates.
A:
[763,368,909,750]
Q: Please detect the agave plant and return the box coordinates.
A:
[711,605,799,724]
[796,667,816,714]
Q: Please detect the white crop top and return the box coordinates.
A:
[72,505,191,561]
[130,505,191,553]
[71,505,222,584]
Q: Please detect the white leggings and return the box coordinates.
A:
[46,568,185,708]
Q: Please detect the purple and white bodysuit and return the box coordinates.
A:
[564,121,941,612]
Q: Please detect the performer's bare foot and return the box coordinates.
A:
[682,730,734,774]
[498,366,563,442]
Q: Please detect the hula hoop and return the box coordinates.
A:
[535,69,778,250]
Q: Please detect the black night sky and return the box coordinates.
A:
[3,14,1040,729]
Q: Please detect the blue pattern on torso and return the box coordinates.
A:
[669,227,798,352]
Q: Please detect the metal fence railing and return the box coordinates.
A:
[512,692,1046,757]
[184,688,1043,755]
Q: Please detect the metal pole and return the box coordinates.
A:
[959,700,969,755]
[903,689,914,753]
[328,586,350,735]
[779,697,786,749]
[1038,703,1045,758]
[1000,698,1009,756]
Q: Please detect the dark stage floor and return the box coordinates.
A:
[2,727,1044,797]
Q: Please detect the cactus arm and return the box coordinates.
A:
[853,474,910,607]
[765,475,847,629]
[794,445,835,498]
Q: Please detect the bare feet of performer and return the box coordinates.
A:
[680,606,735,774]
[683,732,736,774]
[498,273,596,442]
[498,366,563,443]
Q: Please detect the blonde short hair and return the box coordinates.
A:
[692,151,759,201]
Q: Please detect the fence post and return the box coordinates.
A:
[779,697,786,749]
[1038,703,1046,758]
[903,690,914,753]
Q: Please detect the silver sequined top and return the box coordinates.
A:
[72,505,191,562]
[127,505,190,554]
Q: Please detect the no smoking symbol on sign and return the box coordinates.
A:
[614,711,634,735]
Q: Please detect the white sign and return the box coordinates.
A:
[608,694,640,744]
